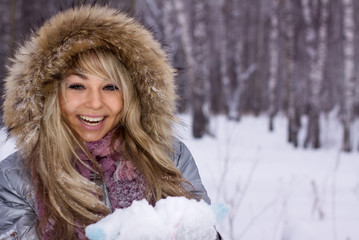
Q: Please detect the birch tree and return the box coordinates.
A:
[207,0,225,114]
[173,0,211,137]
[285,0,301,147]
[140,0,163,39]
[191,0,211,138]
[141,0,178,60]
[218,0,229,117]
[314,0,329,144]
[268,0,280,131]
[301,0,328,149]
[221,0,244,121]
[163,1,175,50]
[342,0,355,152]
[301,0,318,148]
[173,0,196,104]
[161,1,187,110]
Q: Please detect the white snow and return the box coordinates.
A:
[1,113,359,240]
[85,197,217,240]
[177,113,359,240]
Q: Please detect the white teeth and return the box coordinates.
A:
[79,116,104,126]
[80,116,104,122]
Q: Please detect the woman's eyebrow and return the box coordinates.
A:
[73,73,88,79]
[66,71,88,80]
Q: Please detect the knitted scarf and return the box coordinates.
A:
[37,130,146,239]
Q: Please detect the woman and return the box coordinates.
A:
[0,5,210,240]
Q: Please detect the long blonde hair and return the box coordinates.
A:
[30,48,193,239]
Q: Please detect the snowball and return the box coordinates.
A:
[86,199,168,240]
[156,197,216,239]
[85,197,219,240]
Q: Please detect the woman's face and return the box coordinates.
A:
[59,74,123,142]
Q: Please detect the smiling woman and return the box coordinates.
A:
[59,49,125,143]
[0,5,212,240]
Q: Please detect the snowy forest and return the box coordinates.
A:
[0,0,359,151]
[1,1,359,240]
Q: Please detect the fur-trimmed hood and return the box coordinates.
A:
[2,5,177,157]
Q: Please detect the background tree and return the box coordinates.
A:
[301,0,329,149]
[284,0,302,147]
[342,0,355,151]
[191,0,211,138]
[268,0,280,131]
[221,0,244,121]
[0,0,358,151]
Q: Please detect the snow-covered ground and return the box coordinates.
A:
[177,114,359,240]
[1,113,359,240]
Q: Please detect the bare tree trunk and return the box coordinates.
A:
[208,0,225,114]
[302,0,328,149]
[314,0,328,147]
[219,0,230,118]
[163,1,173,42]
[173,0,210,138]
[229,0,244,121]
[221,0,244,121]
[285,0,301,147]
[192,0,210,138]
[268,0,279,131]
[301,0,318,148]
[342,0,355,152]
[173,0,196,104]
[172,0,194,112]
[162,1,176,59]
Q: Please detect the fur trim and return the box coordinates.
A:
[2,5,177,157]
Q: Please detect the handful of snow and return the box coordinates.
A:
[85,197,227,240]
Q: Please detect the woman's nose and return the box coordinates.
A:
[85,89,104,109]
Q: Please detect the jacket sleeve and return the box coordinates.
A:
[0,153,39,240]
[172,140,211,204]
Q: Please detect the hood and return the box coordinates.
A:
[2,5,177,157]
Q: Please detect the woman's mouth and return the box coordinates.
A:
[78,115,105,126]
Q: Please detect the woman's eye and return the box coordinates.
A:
[103,84,119,91]
[68,84,85,90]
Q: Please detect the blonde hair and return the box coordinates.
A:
[31,48,193,239]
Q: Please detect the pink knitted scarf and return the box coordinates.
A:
[37,130,146,239]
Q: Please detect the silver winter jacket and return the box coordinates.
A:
[0,141,210,240]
